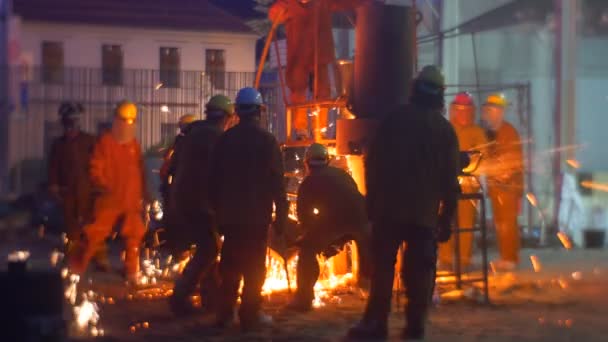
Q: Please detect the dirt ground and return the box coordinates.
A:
[55,248,608,342]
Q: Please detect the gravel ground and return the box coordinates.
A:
[2,237,607,341]
[70,248,608,342]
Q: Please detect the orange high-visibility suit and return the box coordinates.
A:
[72,132,147,277]
[486,121,523,264]
[438,122,487,267]
[269,0,359,139]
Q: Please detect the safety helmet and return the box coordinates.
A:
[452,92,475,107]
[115,100,138,124]
[205,95,234,118]
[417,65,445,86]
[305,143,329,166]
[235,87,264,115]
[58,101,84,118]
[178,114,197,131]
[484,93,507,108]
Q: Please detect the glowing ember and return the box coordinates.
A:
[261,247,356,307]
[8,250,30,262]
[313,208,320,215]
[65,274,80,305]
[50,250,64,267]
[557,232,573,250]
[566,159,581,169]
[571,271,582,281]
[580,181,608,192]
[526,193,539,207]
[74,296,100,330]
[530,255,542,272]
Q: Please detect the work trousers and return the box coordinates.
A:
[216,226,268,324]
[362,223,437,332]
[289,63,331,139]
[172,215,221,309]
[296,227,370,305]
[438,199,477,267]
[490,191,521,263]
[71,208,145,277]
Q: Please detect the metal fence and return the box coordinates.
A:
[6,66,279,194]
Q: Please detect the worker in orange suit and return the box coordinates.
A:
[70,100,148,283]
[438,92,488,270]
[482,93,524,271]
[268,0,360,141]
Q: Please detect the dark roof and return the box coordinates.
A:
[210,0,265,21]
[13,0,256,34]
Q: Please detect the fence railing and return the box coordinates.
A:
[5,66,280,194]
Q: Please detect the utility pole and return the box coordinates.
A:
[0,0,11,194]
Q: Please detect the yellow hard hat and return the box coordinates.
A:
[115,100,138,124]
[179,114,197,130]
[484,93,507,108]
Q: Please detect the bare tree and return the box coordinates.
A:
[248,0,275,35]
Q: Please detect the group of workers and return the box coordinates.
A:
[47,63,523,338]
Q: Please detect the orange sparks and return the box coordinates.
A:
[566,159,581,169]
[580,181,608,192]
[557,232,573,250]
[530,255,542,272]
[526,193,539,207]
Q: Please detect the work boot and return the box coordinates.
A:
[214,309,237,330]
[402,326,425,340]
[346,319,388,340]
[240,312,273,332]
[169,293,199,316]
[284,297,313,313]
[493,259,517,272]
[92,245,111,272]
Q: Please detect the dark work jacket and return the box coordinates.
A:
[365,104,461,229]
[169,120,222,220]
[297,165,366,231]
[47,132,96,215]
[210,119,288,232]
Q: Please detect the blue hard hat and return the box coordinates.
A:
[235,87,264,107]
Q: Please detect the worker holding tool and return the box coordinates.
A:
[210,87,288,331]
[438,92,488,270]
[70,100,148,284]
[286,143,370,312]
[482,93,524,271]
[168,95,236,315]
[48,102,110,271]
[348,66,461,340]
[268,0,360,141]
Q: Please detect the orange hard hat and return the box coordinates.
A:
[115,100,138,124]
[484,93,508,108]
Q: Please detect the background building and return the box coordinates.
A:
[6,0,261,193]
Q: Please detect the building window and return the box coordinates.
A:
[206,49,225,89]
[102,44,123,86]
[160,47,180,88]
[41,41,64,84]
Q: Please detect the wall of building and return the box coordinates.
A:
[18,21,257,72]
[439,0,608,232]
